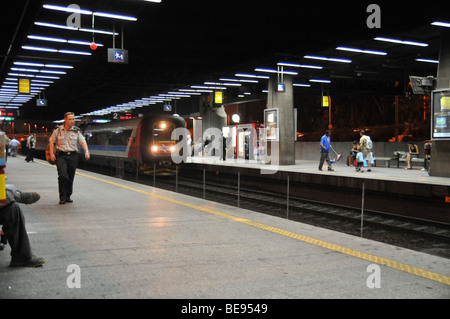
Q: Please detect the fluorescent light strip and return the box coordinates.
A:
[11,68,66,75]
[304,55,352,63]
[22,45,57,53]
[255,68,298,76]
[293,83,311,87]
[235,73,270,79]
[93,12,137,21]
[310,79,331,83]
[43,4,137,21]
[432,21,450,28]
[14,62,73,69]
[28,35,104,47]
[22,45,91,56]
[415,58,439,64]
[336,46,387,56]
[204,82,242,87]
[277,62,324,69]
[374,37,428,47]
[35,22,118,36]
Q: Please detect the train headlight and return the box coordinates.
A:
[151,145,159,152]
[170,146,176,152]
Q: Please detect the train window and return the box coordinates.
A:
[153,123,175,142]
[109,130,132,145]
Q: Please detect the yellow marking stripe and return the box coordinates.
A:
[75,171,450,286]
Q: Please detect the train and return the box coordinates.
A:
[35,114,187,175]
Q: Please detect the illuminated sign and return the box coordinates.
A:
[36,99,47,106]
[277,83,285,93]
[18,79,30,94]
[322,96,330,108]
[215,92,223,104]
[432,89,450,139]
[108,48,129,64]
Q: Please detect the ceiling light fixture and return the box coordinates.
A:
[304,55,352,63]
[277,62,324,69]
[415,58,439,64]
[235,73,270,79]
[43,4,137,21]
[255,68,298,76]
[310,79,331,83]
[431,21,450,28]
[336,46,387,56]
[28,35,104,47]
[35,22,118,36]
[22,45,91,55]
[374,37,428,47]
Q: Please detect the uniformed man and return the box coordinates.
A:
[49,112,90,204]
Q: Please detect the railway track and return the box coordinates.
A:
[142,175,450,258]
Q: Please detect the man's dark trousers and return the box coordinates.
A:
[56,152,78,201]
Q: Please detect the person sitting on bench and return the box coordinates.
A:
[405,141,419,170]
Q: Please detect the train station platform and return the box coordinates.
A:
[0,156,449,301]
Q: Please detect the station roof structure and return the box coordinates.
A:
[0,0,446,120]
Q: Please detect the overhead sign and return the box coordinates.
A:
[36,99,47,106]
[18,78,30,94]
[215,92,223,104]
[108,48,129,64]
[322,96,330,108]
[277,83,285,93]
[163,104,172,112]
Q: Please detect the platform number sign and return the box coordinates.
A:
[107,48,129,64]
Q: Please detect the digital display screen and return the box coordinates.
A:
[432,90,450,139]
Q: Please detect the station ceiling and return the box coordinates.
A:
[0,0,447,120]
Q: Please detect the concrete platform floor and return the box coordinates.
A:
[0,156,449,300]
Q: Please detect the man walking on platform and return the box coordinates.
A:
[319,130,334,171]
[48,112,90,204]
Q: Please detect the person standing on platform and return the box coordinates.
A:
[48,112,90,204]
[25,133,36,162]
[359,130,372,172]
[319,130,334,172]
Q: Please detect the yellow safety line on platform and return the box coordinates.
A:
[72,170,449,286]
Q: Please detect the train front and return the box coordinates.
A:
[139,114,186,174]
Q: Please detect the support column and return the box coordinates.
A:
[431,29,450,177]
[266,75,295,165]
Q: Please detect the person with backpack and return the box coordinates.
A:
[359,130,373,172]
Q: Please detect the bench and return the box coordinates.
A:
[373,156,397,167]
[374,151,425,168]
[393,151,425,168]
